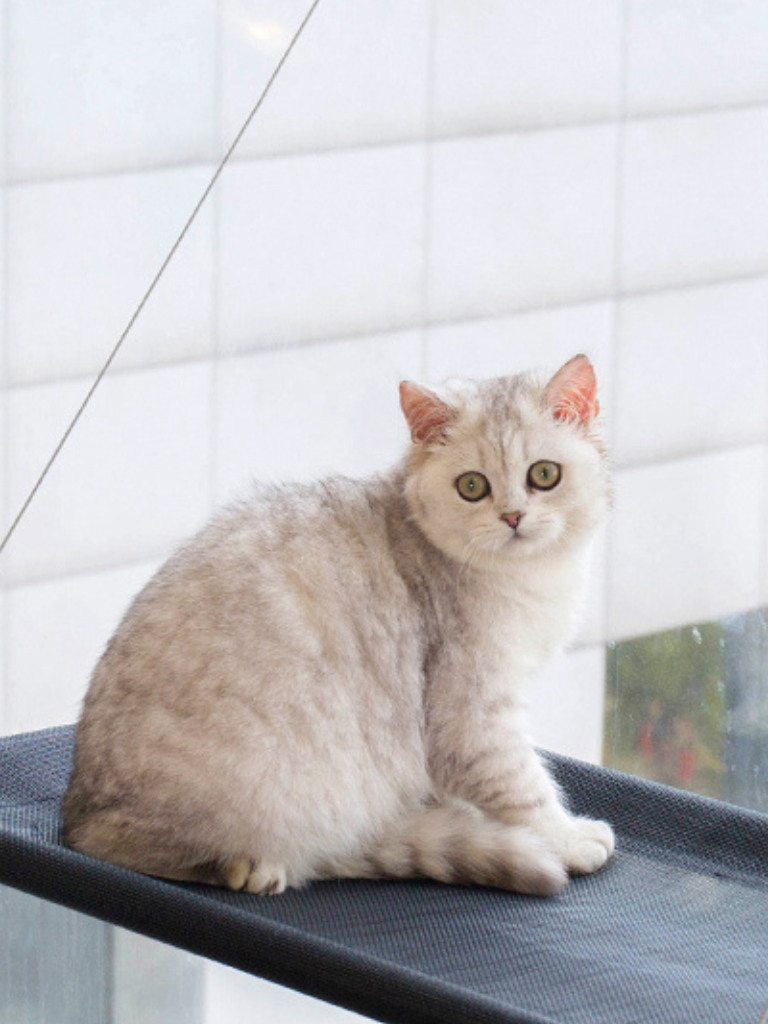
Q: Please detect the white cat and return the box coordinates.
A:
[63,353,614,897]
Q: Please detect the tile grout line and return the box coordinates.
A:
[209,0,224,518]
[7,267,768,393]
[615,437,768,474]
[1,0,10,731]
[602,0,632,762]
[1,0,7,390]
[4,548,169,594]
[418,0,437,383]
[760,281,768,608]
[6,95,768,191]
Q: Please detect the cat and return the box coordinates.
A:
[63,353,614,897]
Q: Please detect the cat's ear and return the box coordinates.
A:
[544,354,599,427]
[399,382,454,445]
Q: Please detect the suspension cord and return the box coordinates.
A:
[0,0,322,560]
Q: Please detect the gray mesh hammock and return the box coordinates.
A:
[1,724,767,1024]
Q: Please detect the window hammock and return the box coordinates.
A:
[2,724,767,1024]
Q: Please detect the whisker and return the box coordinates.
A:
[456,534,488,591]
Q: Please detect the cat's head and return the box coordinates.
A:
[399,355,609,570]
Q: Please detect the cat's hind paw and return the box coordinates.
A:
[222,859,287,895]
[244,861,287,896]
[564,817,615,876]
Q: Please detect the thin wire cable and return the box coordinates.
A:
[0,0,321,560]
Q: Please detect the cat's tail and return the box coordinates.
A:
[334,799,568,897]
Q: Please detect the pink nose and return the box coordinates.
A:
[502,511,523,530]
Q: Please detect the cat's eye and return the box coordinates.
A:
[456,471,491,502]
[527,461,562,491]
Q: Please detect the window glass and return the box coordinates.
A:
[604,609,768,814]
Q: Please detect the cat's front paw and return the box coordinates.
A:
[562,817,615,876]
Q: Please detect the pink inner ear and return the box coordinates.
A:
[399,382,452,444]
[544,354,599,426]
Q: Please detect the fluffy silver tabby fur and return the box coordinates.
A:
[64,354,614,897]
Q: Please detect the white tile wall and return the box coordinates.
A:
[529,646,606,763]
[428,127,617,322]
[7,167,215,385]
[0,0,765,799]
[5,560,159,735]
[620,109,768,291]
[218,146,425,354]
[432,0,622,135]
[614,280,768,465]
[6,0,218,180]
[220,0,430,157]
[4,362,212,585]
[214,331,421,501]
[609,446,766,640]
[627,0,768,115]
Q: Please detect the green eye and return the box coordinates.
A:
[527,461,562,491]
[456,471,491,502]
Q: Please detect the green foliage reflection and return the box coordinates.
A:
[605,608,768,813]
